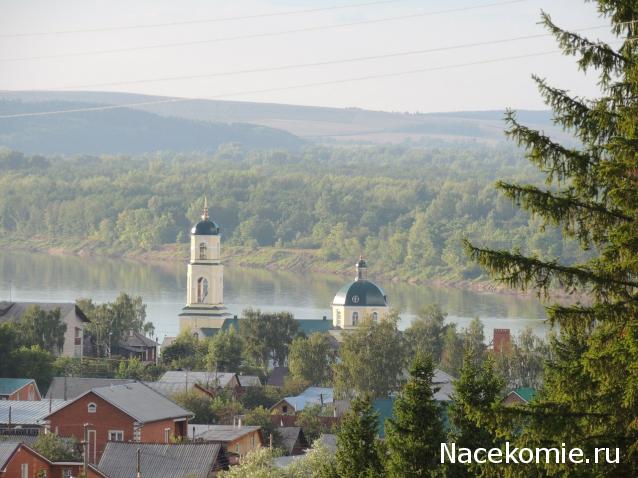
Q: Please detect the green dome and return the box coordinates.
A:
[332,280,387,307]
[191,219,220,235]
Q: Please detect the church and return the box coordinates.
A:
[331,257,390,328]
[178,199,389,335]
[178,199,232,333]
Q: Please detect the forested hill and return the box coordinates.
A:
[0,145,591,283]
[0,91,566,147]
[0,99,305,154]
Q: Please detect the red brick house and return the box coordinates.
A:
[0,378,41,401]
[0,441,83,478]
[45,382,193,464]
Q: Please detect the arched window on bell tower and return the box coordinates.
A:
[197,277,209,303]
[352,311,359,326]
[199,243,207,260]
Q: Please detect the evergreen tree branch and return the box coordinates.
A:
[541,11,628,85]
[533,75,619,144]
[496,181,631,245]
[463,239,638,297]
[505,111,596,185]
[545,300,634,326]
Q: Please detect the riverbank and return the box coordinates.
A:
[0,234,580,302]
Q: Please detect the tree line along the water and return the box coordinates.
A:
[0,144,590,282]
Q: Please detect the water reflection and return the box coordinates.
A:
[0,251,548,339]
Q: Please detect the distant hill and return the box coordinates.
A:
[0,98,305,155]
[0,91,568,151]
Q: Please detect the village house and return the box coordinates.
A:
[277,427,309,456]
[0,441,83,478]
[502,387,536,406]
[45,382,193,464]
[144,380,215,399]
[0,378,41,401]
[270,387,334,415]
[0,400,68,442]
[45,377,136,401]
[266,367,289,388]
[89,442,228,478]
[0,301,90,358]
[158,371,260,397]
[113,330,159,364]
[191,423,263,461]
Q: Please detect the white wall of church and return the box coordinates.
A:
[190,235,221,262]
[331,305,389,328]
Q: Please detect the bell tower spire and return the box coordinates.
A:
[202,196,209,220]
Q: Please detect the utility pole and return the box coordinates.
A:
[136,448,141,478]
[82,423,89,476]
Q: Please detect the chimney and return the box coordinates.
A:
[493,329,511,354]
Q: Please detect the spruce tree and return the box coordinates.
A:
[385,354,446,478]
[464,1,638,476]
[447,350,504,478]
[335,396,384,478]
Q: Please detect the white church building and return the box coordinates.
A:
[179,199,232,332]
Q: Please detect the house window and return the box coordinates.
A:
[352,312,359,326]
[108,430,124,441]
[87,402,97,413]
[372,312,378,322]
[197,277,209,303]
[251,434,255,447]
[235,443,240,454]
[63,469,73,478]
[21,464,28,478]
[164,428,171,443]
[199,243,207,259]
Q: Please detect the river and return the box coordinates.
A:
[0,251,549,342]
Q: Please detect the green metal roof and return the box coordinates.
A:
[373,398,395,438]
[191,219,220,235]
[332,280,387,307]
[514,387,536,403]
[296,319,333,336]
[0,378,33,395]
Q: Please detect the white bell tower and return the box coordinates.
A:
[179,198,231,332]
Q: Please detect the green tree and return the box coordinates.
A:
[10,346,55,391]
[335,396,383,478]
[15,306,66,354]
[80,293,152,357]
[0,323,17,376]
[385,354,447,478]
[207,328,244,372]
[32,433,78,462]
[439,324,463,376]
[115,356,147,380]
[333,314,405,399]
[240,309,299,368]
[447,350,504,478]
[296,404,330,444]
[160,330,207,370]
[172,390,216,424]
[243,405,279,446]
[464,2,638,476]
[404,305,447,363]
[288,333,334,386]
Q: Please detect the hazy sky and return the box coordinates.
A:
[0,0,616,112]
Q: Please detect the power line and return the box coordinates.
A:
[30,25,610,91]
[0,48,566,120]
[0,0,404,38]
[0,0,527,63]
